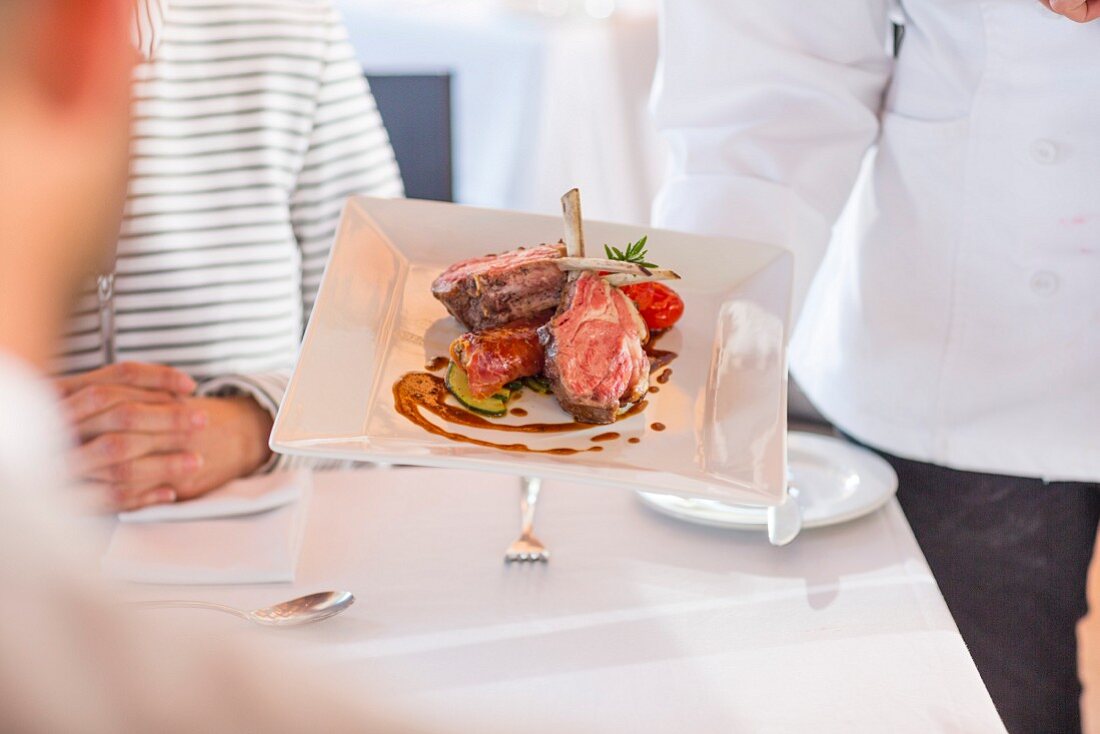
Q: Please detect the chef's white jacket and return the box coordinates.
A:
[652,0,1100,481]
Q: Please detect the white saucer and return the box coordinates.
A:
[636,431,899,530]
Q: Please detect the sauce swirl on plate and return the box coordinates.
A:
[393,372,648,454]
[400,333,678,454]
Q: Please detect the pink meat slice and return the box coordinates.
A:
[539,272,650,424]
[431,244,567,331]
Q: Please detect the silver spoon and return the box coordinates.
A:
[128,591,355,627]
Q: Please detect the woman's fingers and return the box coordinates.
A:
[75,400,207,441]
[62,384,179,425]
[87,451,203,487]
[71,430,194,474]
[128,487,179,511]
[56,361,196,397]
[86,483,178,512]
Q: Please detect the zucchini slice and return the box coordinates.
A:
[523,375,553,395]
[446,362,509,417]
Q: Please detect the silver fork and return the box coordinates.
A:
[505,476,549,563]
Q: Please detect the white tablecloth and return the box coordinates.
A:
[337,0,664,225]
[121,468,1006,733]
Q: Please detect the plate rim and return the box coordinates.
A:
[636,431,900,530]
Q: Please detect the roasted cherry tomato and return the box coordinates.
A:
[620,282,684,331]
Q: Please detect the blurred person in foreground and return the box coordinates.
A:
[0,2,416,731]
[57,0,404,512]
[653,2,1099,733]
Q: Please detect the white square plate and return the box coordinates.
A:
[271,198,792,505]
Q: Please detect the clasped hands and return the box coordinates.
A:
[57,362,273,512]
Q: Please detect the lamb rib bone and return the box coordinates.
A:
[560,188,586,259]
[556,257,681,283]
[601,270,682,287]
[559,190,678,284]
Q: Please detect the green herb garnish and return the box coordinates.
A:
[604,235,656,268]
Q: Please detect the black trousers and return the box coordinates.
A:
[880,450,1100,734]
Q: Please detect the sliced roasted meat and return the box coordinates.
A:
[538,272,650,424]
[449,321,546,399]
[431,243,567,331]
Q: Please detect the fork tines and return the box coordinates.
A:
[505,537,549,563]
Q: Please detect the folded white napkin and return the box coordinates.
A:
[102,470,311,585]
[118,469,307,523]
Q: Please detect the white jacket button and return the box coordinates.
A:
[1030,139,1059,165]
[1029,270,1061,296]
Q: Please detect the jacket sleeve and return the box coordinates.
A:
[651,0,895,316]
[197,1,404,472]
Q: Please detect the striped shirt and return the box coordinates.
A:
[59,0,403,467]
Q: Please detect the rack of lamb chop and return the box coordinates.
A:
[537,190,651,424]
[431,244,567,331]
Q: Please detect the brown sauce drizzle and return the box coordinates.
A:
[647,386,660,394]
[650,422,667,432]
[647,351,677,372]
[510,408,528,417]
[393,372,649,454]
[591,432,620,442]
[644,331,679,372]
[628,437,641,444]
[656,370,672,384]
[426,356,449,371]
